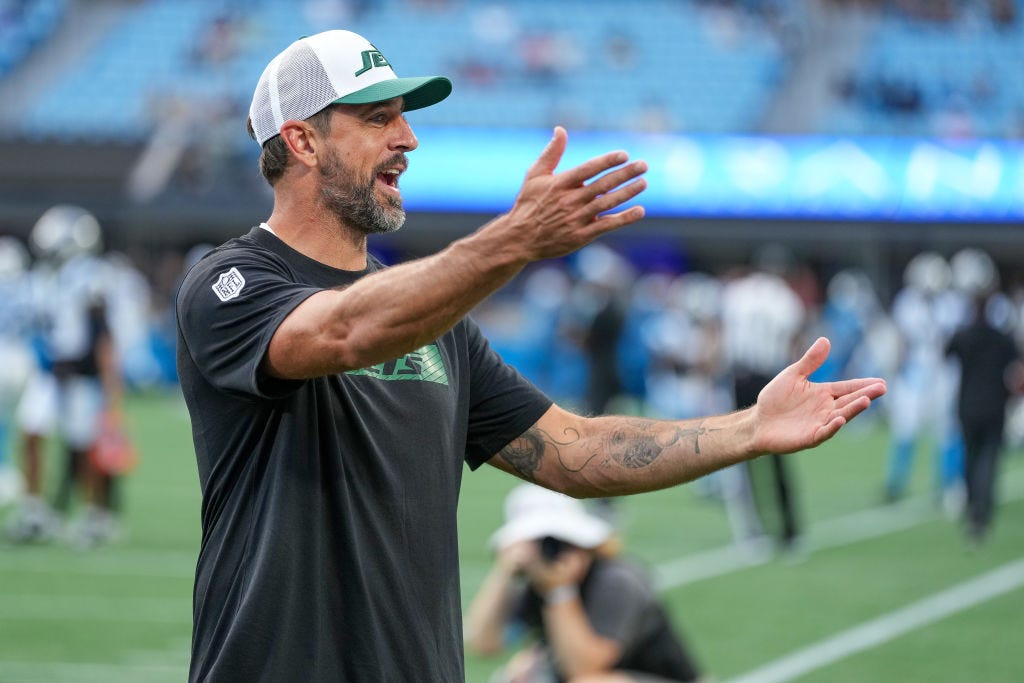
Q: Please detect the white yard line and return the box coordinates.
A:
[654,467,1024,591]
[725,557,1024,683]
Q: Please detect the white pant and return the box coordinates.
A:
[0,339,33,416]
[16,370,104,450]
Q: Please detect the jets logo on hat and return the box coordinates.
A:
[355,50,390,76]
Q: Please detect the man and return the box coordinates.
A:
[884,251,966,509]
[945,248,1020,546]
[7,205,123,547]
[0,236,33,506]
[466,483,706,682]
[720,247,808,556]
[176,29,886,682]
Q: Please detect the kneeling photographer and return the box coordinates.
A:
[465,484,708,683]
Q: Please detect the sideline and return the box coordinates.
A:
[725,556,1024,683]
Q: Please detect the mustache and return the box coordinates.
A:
[374,153,409,176]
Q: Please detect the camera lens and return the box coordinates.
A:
[540,536,566,561]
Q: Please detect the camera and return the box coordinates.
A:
[539,535,568,561]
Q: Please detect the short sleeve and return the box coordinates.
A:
[176,246,320,399]
[584,562,652,645]
[463,318,552,469]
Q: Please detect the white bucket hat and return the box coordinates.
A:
[489,484,613,550]
[249,29,452,146]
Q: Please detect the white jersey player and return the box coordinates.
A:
[7,206,121,545]
[884,251,967,507]
[0,237,35,505]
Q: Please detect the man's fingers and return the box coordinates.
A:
[828,378,887,400]
[558,150,633,188]
[834,394,872,422]
[813,416,847,445]
[525,126,568,179]
[589,204,647,234]
[833,389,872,412]
[585,178,648,221]
[584,160,649,198]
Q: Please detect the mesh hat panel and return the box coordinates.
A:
[275,44,340,129]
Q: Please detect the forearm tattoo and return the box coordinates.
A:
[498,418,719,478]
[610,419,714,468]
[499,427,591,481]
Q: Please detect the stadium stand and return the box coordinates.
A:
[13,0,788,142]
[3,1,1023,142]
[829,2,1024,138]
[0,0,66,79]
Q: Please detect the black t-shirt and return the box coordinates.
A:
[946,319,1019,427]
[515,557,701,682]
[176,227,552,682]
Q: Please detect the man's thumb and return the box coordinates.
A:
[791,337,831,378]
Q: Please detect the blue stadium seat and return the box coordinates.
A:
[12,0,788,142]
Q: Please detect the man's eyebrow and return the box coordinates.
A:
[368,97,405,114]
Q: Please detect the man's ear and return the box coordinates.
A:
[279,120,319,169]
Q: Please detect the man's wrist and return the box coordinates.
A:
[543,584,579,606]
[726,406,761,459]
[457,216,531,271]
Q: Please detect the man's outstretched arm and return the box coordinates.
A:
[488,337,887,497]
[263,126,647,380]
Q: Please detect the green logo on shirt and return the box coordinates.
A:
[345,343,448,385]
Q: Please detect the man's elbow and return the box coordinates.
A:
[464,633,504,658]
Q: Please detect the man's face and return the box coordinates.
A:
[316,99,418,235]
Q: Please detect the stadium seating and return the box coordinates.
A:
[828,9,1024,139]
[15,0,786,142]
[11,1,1020,143]
[0,0,66,79]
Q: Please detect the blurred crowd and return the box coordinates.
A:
[1,204,1021,555]
[473,238,1023,552]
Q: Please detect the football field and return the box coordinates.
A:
[1,390,1022,682]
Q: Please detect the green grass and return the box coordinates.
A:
[2,391,1022,682]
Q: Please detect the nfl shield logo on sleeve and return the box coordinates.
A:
[212,267,246,301]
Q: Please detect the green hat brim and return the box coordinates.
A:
[334,76,452,111]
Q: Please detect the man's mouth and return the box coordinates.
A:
[377,168,401,191]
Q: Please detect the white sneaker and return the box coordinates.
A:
[5,496,60,543]
[67,506,121,549]
[942,482,967,521]
[0,465,24,506]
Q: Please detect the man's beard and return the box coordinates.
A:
[318,149,407,235]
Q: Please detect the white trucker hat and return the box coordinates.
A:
[489,484,613,551]
[249,29,452,146]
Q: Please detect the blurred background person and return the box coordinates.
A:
[883,251,967,512]
[720,245,808,557]
[945,247,1022,547]
[0,236,35,506]
[5,205,124,547]
[642,272,731,427]
[560,243,636,525]
[560,243,636,418]
[640,271,757,553]
[466,483,707,683]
